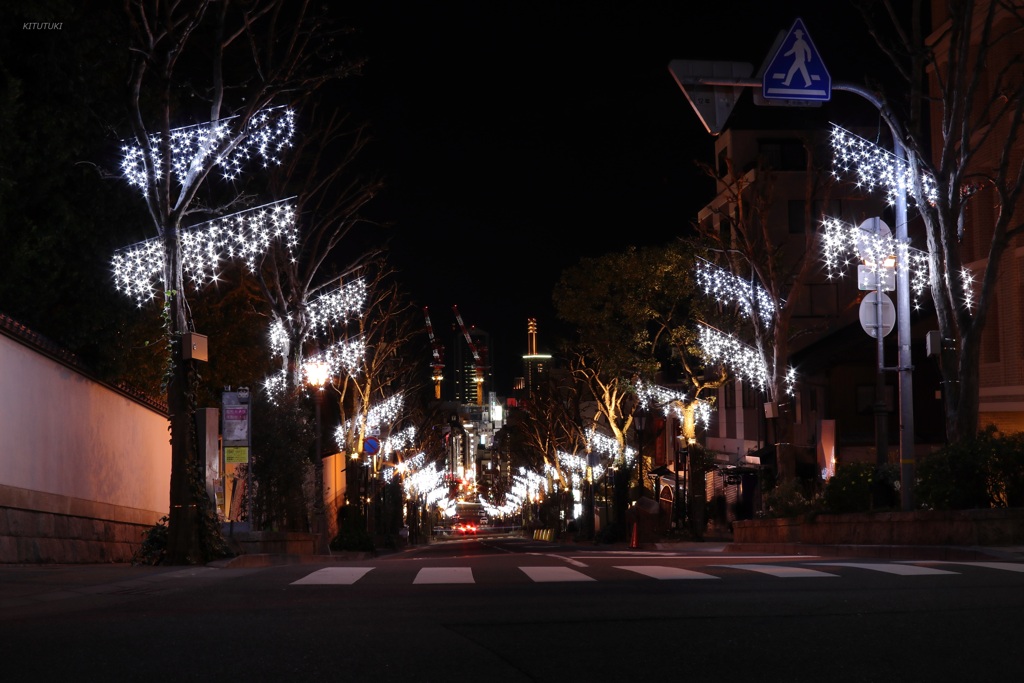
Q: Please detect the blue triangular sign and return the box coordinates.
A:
[762,18,831,101]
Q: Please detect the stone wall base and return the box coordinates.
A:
[733,508,1024,546]
[0,506,154,564]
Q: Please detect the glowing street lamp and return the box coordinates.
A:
[304,360,330,554]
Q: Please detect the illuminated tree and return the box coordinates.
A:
[323,262,421,523]
[856,1,1024,443]
[118,1,358,564]
[509,369,587,491]
[693,139,833,481]
[256,106,385,392]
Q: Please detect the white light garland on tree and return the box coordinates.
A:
[830,123,937,206]
[585,428,636,465]
[820,216,931,310]
[121,107,295,191]
[332,393,405,452]
[697,323,768,392]
[306,337,365,382]
[112,199,297,306]
[381,425,416,457]
[367,393,404,430]
[306,279,367,336]
[635,379,714,430]
[635,379,687,414]
[262,369,288,399]
[695,256,776,327]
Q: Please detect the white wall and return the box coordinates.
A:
[0,331,170,517]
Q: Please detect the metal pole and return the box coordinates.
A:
[313,391,328,554]
[892,142,915,511]
[674,440,681,529]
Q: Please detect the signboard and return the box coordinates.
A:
[762,18,830,102]
[222,405,249,442]
[859,291,896,338]
[363,437,380,456]
[225,446,249,464]
[668,59,753,135]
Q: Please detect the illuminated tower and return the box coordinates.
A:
[522,318,552,396]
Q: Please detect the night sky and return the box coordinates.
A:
[338,1,889,392]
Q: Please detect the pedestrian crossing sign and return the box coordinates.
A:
[762,18,830,102]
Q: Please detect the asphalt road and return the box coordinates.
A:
[3,537,1023,682]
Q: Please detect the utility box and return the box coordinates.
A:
[926,330,941,358]
[183,333,208,362]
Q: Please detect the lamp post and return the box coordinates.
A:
[304,360,330,555]
[632,410,647,549]
[634,410,647,497]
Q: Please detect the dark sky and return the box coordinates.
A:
[339,1,886,392]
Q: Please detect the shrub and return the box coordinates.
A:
[915,425,1024,510]
[763,478,815,518]
[133,516,169,565]
[822,461,900,513]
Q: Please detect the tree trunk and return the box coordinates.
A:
[164,280,202,564]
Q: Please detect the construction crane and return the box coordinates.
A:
[423,307,445,400]
[452,305,485,405]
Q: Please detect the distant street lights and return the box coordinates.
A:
[304,360,330,555]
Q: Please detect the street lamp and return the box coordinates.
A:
[304,360,330,555]
[634,410,647,496]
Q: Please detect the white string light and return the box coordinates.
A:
[697,323,768,392]
[820,216,932,310]
[367,393,404,430]
[695,256,776,327]
[585,428,636,465]
[121,107,295,191]
[830,123,937,206]
[112,199,297,306]
[306,279,367,336]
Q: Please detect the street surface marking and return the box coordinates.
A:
[575,554,816,561]
[907,561,1024,573]
[414,567,474,584]
[544,554,588,568]
[715,564,838,578]
[291,567,374,585]
[811,563,957,576]
[520,566,595,582]
[616,565,719,580]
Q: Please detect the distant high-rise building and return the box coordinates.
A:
[452,321,491,405]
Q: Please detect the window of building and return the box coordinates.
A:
[759,138,806,171]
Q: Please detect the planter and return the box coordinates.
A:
[227,530,318,556]
[733,508,1024,546]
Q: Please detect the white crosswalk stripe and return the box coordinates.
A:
[907,561,1024,573]
[616,565,719,580]
[810,562,957,576]
[286,561,1024,586]
[414,567,475,584]
[291,567,374,585]
[714,564,839,578]
[519,566,595,582]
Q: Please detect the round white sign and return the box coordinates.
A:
[859,291,896,338]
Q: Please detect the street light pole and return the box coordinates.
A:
[304,360,330,555]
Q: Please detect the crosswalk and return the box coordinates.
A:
[288,561,1024,586]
